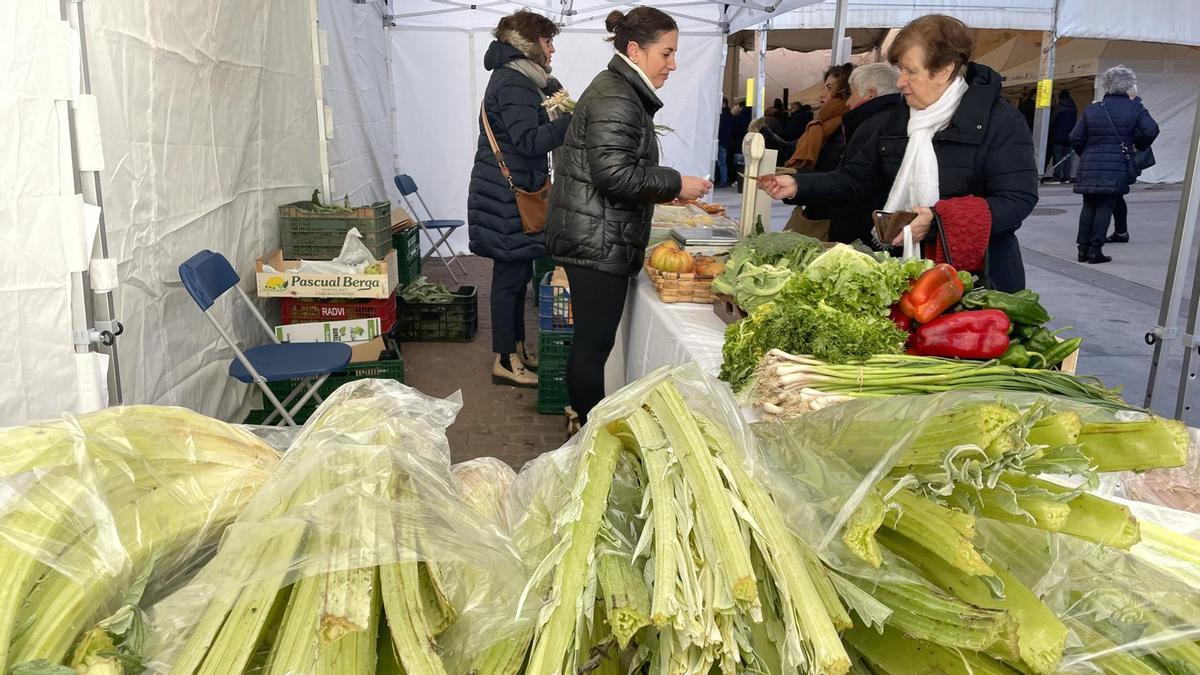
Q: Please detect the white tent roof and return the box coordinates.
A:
[765,0,1200,47]
[390,0,823,33]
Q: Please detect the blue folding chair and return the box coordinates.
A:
[394,174,468,284]
[179,250,352,426]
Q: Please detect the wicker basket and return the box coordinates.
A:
[644,264,715,304]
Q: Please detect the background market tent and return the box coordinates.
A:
[997,38,1200,183]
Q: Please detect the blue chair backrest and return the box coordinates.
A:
[394,174,418,196]
[179,250,240,311]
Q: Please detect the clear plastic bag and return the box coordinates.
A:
[0,405,280,670]
[142,379,530,672]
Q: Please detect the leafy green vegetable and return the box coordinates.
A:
[731,262,792,311]
[711,232,823,301]
[400,277,455,303]
[786,244,927,318]
[719,301,908,390]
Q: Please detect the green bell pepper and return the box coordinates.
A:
[960,289,1051,326]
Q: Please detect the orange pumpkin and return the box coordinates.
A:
[653,248,695,273]
[695,260,725,277]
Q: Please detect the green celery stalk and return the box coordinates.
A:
[648,385,758,607]
[524,428,621,675]
[1026,412,1081,449]
[419,562,457,636]
[465,629,532,675]
[882,490,994,577]
[1064,618,1161,675]
[1000,474,1140,549]
[855,578,1013,652]
[842,490,885,569]
[844,623,1015,675]
[596,552,651,649]
[878,528,1067,675]
[700,418,851,675]
[1077,418,1189,472]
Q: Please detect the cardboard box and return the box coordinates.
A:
[256,249,399,299]
[274,317,382,344]
[349,337,387,363]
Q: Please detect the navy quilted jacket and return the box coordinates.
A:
[467,41,571,262]
[1070,94,1159,195]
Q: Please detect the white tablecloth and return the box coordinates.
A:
[605,274,729,390]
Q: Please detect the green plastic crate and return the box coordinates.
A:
[392,226,422,265]
[397,287,478,342]
[279,201,391,260]
[537,329,572,415]
[398,254,422,289]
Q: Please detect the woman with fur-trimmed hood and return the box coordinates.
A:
[468,10,572,388]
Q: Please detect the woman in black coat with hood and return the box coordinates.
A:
[544,7,711,426]
[468,10,572,387]
[760,14,1038,292]
[1070,65,1159,263]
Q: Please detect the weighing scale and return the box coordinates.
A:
[737,132,778,237]
[666,132,777,255]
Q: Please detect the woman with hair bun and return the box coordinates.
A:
[545,6,711,426]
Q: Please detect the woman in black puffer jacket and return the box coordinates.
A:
[468,10,571,388]
[545,7,711,425]
[1070,65,1159,264]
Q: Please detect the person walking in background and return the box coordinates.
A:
[717,97,733,187]
[783,102,812,140]
[1049,89,1078,182]
[468,9,571,387]
[1110,89,1155,243]
[730,98,752,187]
[545,7,711,426]
[1069,65,1159,263]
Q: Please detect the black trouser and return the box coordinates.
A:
[563,265,629,425]
[1077,194,1119,252]
[491,259,532,355]
[1113,195,1128,235]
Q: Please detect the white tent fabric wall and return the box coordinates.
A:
[0,0,93,425]
[388,28,724,258]
[1092,62,1200,184]
[320,0,395,204]
[85,0,325,420]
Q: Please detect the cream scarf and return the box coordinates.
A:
[883,76,969,212]
[618,53,659,91]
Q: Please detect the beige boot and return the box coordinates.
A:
[564,406,581,440]
[493,354,537,388]
[516,340,538,371]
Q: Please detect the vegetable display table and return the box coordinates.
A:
[606,274,728,390]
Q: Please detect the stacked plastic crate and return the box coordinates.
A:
[536,267,573,414]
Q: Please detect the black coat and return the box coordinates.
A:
[783,108,813,141]
[785,63,1038,292]
[545,56,682,277]
[825,93,902,244]
[467,41,571,262]
[1049,93,1078,143]
[1070,94,1159,196]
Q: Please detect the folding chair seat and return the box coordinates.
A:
[394,173,468,284]
[179,250,352,426]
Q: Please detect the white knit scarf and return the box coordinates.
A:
[884,76,969,212]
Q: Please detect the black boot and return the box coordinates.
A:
[1077,245,1088,262]
[1087,246,1112,264]
[1106,232,1130,243]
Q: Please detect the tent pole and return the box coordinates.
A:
[64,0,124,406]
[1031,0,1059,175]
[754,23,768,119]
[1145,97,1200,413]
[831,0,849,64]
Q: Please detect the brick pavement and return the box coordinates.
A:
[403,255,568,468]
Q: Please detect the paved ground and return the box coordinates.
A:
[403,181,1198,468]
[402,257,567,468]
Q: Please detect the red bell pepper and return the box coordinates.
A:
[889,305,913,332]
[909,309,1011,360]
[900,263,964,324]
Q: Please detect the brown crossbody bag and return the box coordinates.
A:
[480,104,551,235]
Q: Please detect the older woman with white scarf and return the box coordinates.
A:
[761,14,1038,292]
